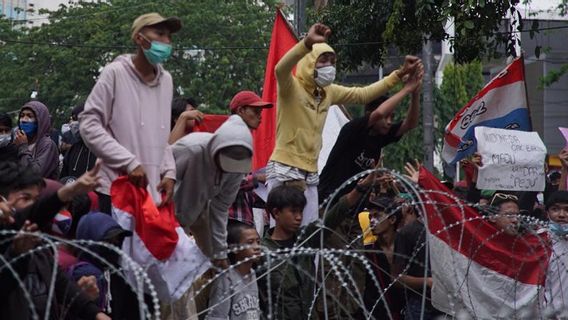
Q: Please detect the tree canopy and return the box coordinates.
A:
[312,0,523,67]
[0,0,276,123]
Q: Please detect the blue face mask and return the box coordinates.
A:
[20,121,38,136]
[140,34,172,65]
[550,222,568,237]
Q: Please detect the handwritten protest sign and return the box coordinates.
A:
[475,127,546,192]
[559,127,568,149]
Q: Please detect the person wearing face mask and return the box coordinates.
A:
[60,103,97,179]
[80,13,181,214]
[543,191,568,315]
[267,23,422,225]
[13,101,60,179]
[319,70,423,205]
[0,112,19,162]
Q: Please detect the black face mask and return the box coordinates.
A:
[98,245,122,269]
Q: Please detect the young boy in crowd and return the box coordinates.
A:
[259,172,378,318]
[169,96,203,144]
[206,220,261,320]
[71,212,133,316]
[267,22,421,225]
[16,101,60,179]
[227,91,272,227]
[543,191,568,315]
[60,103,97,179]
[80,13,181,212]
[173,114,253,269]
[365,197,405,320]
[319,69,423,204]
[0,161,108,320]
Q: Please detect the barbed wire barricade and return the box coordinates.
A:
[2,168,568,319]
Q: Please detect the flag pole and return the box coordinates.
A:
[276,4,300,40]
[520,53,533,131]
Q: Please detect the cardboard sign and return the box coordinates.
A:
[475,127,546,192]
[559,127,568,149]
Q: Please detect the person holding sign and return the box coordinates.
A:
[474,127,547,193]
[559,148,568,191]
[543,191,568,315]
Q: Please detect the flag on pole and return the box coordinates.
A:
[111,176,210,302]
[417,167,550,318]
[252,9,298,170]
[442,57,531,164]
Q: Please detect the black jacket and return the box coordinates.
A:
[0,248,101,320]
[0,192,102,319]
[60,139,96,179]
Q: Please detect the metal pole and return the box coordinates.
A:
[422,38,434,171]
[297,0,306,34]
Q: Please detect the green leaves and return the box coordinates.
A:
[0,0,277,123]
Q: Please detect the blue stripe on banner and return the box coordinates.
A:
[447,108,531,164]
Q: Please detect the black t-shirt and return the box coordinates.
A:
[393,220,429,299]
[274,237,296,249]
[318,115,402,203]
[364,243,404,320]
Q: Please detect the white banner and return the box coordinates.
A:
[318,105,350,174]
[475,127,546,192]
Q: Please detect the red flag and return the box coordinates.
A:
[111,177,210,302]
[193,114,229,133]
[252,10,298,170]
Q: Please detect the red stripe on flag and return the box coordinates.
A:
[446,58,525,133]
[252,10,298,170]
[418,167,550,285]
[110,176,178,260]
[444,131,462,148]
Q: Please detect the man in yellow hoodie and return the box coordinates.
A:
[267,23,422,225]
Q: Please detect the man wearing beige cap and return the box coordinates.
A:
[80,13,182,216]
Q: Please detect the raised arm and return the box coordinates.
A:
[396,68,423,136]
[331,56,421,106]
[275,23,331,91]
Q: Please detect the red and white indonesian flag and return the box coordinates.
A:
[442,57,530,164]
[417,167,551,318]
[111,176,210,302]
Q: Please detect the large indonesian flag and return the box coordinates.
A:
[417,167,551,318]
[111,176,210,302]
[442,57,530,164]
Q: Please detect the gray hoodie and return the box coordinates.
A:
[80,54,176,202]
[173,115,252,259]
[18,101,59,179]
[206,269,260,320]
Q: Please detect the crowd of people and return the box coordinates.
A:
[1,11,568,320]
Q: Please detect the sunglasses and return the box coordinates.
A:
[490,193,518,206]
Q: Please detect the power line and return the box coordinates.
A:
[0,37,386,51]
[11,1,164,22]
[10,1,274,22]
[0,23,566,52]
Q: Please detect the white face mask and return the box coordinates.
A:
[314,65,336,87]
[61,123,71,135]
[0,133,11,148]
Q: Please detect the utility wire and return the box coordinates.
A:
[0,38,384,51]
[0,24,566,51]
